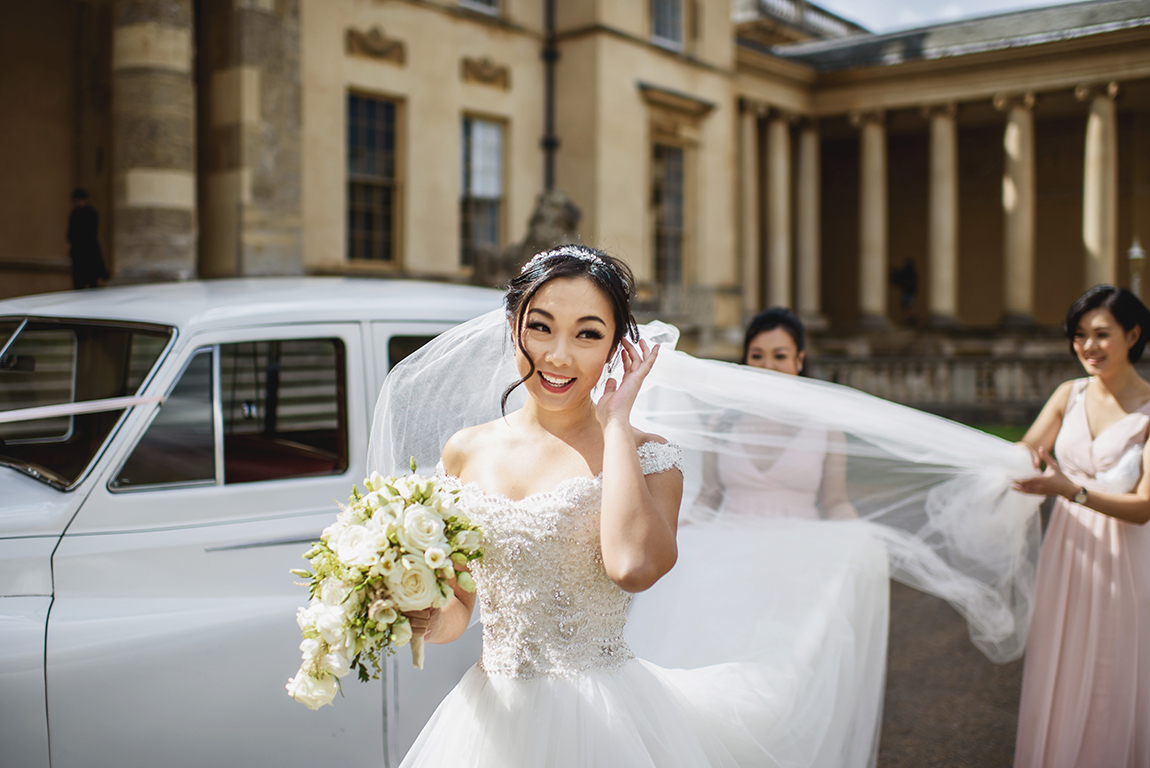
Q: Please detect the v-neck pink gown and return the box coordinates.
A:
[1015,378,1150,768]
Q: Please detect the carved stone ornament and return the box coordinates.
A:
[346,26,405,66]
[461,56,510,90]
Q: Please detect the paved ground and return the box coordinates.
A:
[878,582,1024,768]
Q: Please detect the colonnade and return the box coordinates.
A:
[739,80,1123,328]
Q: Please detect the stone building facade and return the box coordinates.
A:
[2,0,1150,416]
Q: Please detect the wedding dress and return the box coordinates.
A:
[399,442,749,767]
[627,420,889,768]
[370,310,1046,767]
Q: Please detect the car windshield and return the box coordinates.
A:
[0,317,173,489]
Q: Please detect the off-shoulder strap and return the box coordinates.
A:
[637,441,684,475]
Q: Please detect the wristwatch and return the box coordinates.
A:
[1073,486,1089,505]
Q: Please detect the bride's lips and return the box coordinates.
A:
[538,371,576,393]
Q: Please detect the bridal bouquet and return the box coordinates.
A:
[286,461,483,710]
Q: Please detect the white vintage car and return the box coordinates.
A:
[0,278,498,768]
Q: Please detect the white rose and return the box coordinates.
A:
[299,637,324,668]
[319,646,352,678]
[390,617,413,646]
[332,525,379,569]
[387,554,440,611]
[309,601,348,645]
[286,670,338,710]
[424,547,449,569]
[397,505,447,554]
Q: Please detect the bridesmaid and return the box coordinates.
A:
[1012,285,1150,768]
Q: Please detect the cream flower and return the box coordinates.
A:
[424,547,449,570]
[390,617,413,646]
[397,505,448,554]
[286,670,338,710]
[387,554,440,611]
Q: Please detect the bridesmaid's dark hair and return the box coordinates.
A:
[1064,284,1150,362]
[502,245,639,414]
[741,307,806,365]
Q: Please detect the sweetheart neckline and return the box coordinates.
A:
[437,462,603,506]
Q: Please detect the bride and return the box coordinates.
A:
[390,246,743,766]
[369,245,1047,767]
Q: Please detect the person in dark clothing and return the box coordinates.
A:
[67,188,109,289]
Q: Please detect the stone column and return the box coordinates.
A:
[924,103,959,325]
[796,118,826,329]
[111,0,197,281]
[199,0,303,277]
[852,110,888,327]
[738,100,763,319]
[1077,81,1119,288]
[766,110,793,309]
[995,92,1036,325]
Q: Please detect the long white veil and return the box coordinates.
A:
[369,308,1043,664]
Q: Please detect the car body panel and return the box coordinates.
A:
[0,279,503,766]
[0,596,52,768]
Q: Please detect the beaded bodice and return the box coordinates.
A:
[436,441,683,680]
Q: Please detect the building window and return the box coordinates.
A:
[651,0,683,48]
[652,143,685,285]
[459,0,499,14]
[460,116,504,267]
[347,94,399,263]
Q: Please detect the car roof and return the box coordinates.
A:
[0,277,503,332]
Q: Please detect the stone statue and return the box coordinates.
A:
[470,188,582,288]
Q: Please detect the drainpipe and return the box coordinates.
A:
[541,0,559,190]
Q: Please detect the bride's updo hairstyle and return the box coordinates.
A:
[502,245,639,412]
[1064,284,1150,362]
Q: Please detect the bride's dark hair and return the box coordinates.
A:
[502,245,639,413]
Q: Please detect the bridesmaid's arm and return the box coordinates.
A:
[1013,445,1150,525]
[1017,380,1074,465]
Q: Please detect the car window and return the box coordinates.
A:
[388,335,437,368]
[111,349,215,490]
[0,319,172,489]
[220,338,348,484]
[111,337,350,491]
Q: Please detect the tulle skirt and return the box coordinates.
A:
[400,518,889,768]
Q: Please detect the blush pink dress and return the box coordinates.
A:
[1015,378,1150,768]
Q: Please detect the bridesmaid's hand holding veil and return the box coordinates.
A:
[596,339,659,428]
[1012,446,1077,499]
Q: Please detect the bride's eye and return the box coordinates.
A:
[527,321,550,333]
[579,328,604,340]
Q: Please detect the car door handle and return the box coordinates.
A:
[205,535,320,553]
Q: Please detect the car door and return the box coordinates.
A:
[46,323,386,768]
[369,321,485,764]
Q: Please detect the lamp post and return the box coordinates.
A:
[1130,237,1146,301]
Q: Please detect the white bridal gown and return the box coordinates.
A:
[401,442,756,767]
[627,426,889,768]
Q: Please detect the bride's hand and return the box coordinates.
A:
[596,339,659,427]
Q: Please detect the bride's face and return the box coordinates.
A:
[746,328,804,376]
[514,276,616,409]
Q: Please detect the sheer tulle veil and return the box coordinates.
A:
[369,308,1043,663]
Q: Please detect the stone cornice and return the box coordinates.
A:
[806,25,1150,115]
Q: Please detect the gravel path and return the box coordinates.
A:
[878,582,1024,768]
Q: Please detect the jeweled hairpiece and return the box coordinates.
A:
[522,245,605,273]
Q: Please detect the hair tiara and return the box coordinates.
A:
[521,244,605,273]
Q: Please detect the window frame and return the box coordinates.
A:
[649,0,684,51]
[108,333,351,494]
[458,0,500,16]
[459,113,508,268]
[346,91,405,270]
[650,138,693,288]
